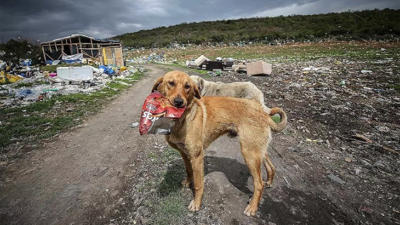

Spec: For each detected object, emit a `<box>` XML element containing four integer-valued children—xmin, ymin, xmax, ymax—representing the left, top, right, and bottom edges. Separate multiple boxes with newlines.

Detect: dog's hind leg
<box><xmin>263</xmin><ymin>152</ymin><xmax>275</xmax><ymax>188</ymax></box>
<box><xmin>240</xmin><ymin>144</ymin><xmax>264</xmax><ymax>216</ymax></box>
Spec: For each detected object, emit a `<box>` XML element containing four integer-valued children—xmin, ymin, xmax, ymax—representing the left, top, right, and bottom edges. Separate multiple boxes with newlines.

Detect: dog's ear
<box><xmin>197</xmin><ymin>78</ymin><xmax>204</xmax><ymax>92</ymax></box>
<box><xmin>151</xmin><ymin>77</ymin><xmax>163</xmax><ymax>92</ymax></box>
<box><xmin>193</xmin><ymin>83</ymin><xmax>201</xmax><ymax>99</ymax></box>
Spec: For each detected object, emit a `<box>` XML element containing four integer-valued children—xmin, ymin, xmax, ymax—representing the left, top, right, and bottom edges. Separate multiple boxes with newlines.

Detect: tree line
<box><xmin>114</xmin><ymin>8</ymin><xmax>400</xmax><ymax>48</ymax></box>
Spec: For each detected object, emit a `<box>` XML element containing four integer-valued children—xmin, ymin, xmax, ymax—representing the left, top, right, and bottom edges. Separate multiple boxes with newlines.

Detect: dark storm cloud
<box><xmin>0</xmin><ymin>0</ymin><xmax>399</xmax><ymax>42</ymax></box>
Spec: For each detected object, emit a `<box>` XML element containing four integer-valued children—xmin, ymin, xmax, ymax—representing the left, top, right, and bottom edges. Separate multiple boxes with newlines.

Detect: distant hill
<box><xmin>114</xmin><ymin>8</ymin><xmax>400</xmax><ymax>48</ymax></box>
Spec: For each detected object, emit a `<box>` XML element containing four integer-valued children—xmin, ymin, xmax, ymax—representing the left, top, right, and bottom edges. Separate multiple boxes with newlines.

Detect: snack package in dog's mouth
<box><xmin>139</xmin><ymin>91</ymin><xmax>186</xmax><ymax>135</ymax></box>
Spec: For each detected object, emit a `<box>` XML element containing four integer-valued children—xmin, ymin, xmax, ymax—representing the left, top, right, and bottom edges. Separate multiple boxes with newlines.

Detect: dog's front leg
<box><xmin>178</xmin><ymin>151</ymin><xmax>193</xmax><ymax>188</ymax></box>
<box><xmin>166</xmin><ymin>139</ymin><xmax>193</xmax><ymax>187</ymax></box>
<box><xmin>188</xmin><ymin>149</ymin><xmax>204</xmax><ymax>212</ymax></box>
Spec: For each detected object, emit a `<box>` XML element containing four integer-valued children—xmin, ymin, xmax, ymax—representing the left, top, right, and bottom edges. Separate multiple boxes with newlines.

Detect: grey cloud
<box><xmin>0</xmin><ymin>0</ymin><xmax>398</xmax><ymax>42</ymax></box>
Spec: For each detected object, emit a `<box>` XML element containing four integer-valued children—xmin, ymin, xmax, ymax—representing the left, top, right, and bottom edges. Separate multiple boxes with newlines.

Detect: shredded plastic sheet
<box><xmin>139</xmin><ymin>91</ymin><xmax>186</xmax><ymax>135</ymax></box>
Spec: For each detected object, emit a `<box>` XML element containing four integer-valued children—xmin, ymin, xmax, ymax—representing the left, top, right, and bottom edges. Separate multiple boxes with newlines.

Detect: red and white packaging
<box><xmin>139</xmin><ymin>91</ymin><xmax>186</xmax><ymax>135</ymax></box>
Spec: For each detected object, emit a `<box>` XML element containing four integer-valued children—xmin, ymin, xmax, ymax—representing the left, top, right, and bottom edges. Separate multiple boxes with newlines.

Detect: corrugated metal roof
<box><xmin>41</xmin><ymin>34</ymin><xmax>120</xmax><ymax>44</ymax></box>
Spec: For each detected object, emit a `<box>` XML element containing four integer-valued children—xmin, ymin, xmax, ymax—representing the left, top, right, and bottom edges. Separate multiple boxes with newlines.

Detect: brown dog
<box><xmin>152</xmin><ymin>71</ymin><xmax>287</xmax><ymax>216</ymax></box>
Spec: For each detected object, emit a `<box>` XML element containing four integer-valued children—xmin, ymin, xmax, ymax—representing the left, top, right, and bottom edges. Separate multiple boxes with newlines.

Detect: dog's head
<box><xmin>189</xmin><ymin>75</ymin><xmax>205</xmax><ymax>95</ymax></box>
<box><xmin>152</xmin><ymin>71</ymin><xmax>201</xmax><ymax>108</ymax></box>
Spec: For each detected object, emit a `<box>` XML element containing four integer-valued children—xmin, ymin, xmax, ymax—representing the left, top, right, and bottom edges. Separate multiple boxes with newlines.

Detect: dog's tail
<box><xmin>267</xmin><ymin>107</ymin><xmax>287</xmax><ymax>132</ymax></box>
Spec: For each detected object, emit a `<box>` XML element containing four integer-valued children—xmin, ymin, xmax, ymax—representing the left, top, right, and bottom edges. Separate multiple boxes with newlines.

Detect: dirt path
<box><xmin>0</xmin><ymin>65</ymin><xmax>167</xmax><ymax>224</ymax></box>
<box><xmin>1</xmin><ymin>64</ymin><xmax>395</xmax><ymax>225</ymax></box>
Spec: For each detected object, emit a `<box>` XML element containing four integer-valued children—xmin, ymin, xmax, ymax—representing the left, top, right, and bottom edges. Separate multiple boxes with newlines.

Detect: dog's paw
<box><xmin>188</xmin><ymin>200</ymin><xmax>201</xmax><ymax>212</ymax></box>
<box><xmin>263</xmin><ymin>180</ymin><xmax>272</xmax><ymax>188</ymax></box>
<box><xmin>181</xmin><ymin>178</ymin><xmax>192</xmax><ymax>188</ymax></box>
<box><xmin>243</xmin><ymin>204</ymin><xmax>258</xmax><ymax>216</ymax></box>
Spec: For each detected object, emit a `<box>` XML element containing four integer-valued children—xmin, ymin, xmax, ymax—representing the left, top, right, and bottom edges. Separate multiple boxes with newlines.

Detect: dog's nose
<box><xmin>174</xmin><ymin>98</ymin><xmax>184</xmax><ymax>107</ymax></box>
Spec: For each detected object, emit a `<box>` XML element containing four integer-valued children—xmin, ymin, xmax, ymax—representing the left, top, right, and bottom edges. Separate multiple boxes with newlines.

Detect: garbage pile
<box><xmin>0</xmin><ymin>64</ymin><xmax>145</xmax><ymax>108</ymax></box>
<box><xmin>126</xmin><ymin>52</ymin><xmax>167</xmax><ymax>64</ymax></box>
<box><xmin>0</xmin><ymin>59</ymin><xmax>37</xmax><ymax>84</ymax></box>
<box><xmin>186</xmin><ymin>55</ymin><xmax>272</xmax><ymax>76</ymax></box>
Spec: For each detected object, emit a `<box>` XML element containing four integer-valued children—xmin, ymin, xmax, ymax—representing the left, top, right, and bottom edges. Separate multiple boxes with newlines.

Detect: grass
<box><xmin>388</xmin><ymin>84</ymin><xmax>400</xmax><ymax>90</ymax></box>
<box><xmin>145</xmin><ymin>148</ymin><xmax>187</xmax><ymax>224</ymax></box>
<box><xmin>0</xmin><ymin>72</ymin><xmax>145</xmax><ymax>151</ymax></box>
<box><xmin>151</xmin><ymin>193</ymin><xmax>187</xmax><ymax>225</ymax></box>
<box><xmin>271</xmin><ymin>115</ymin><xmax>281</xmax><ymax>123</ymax></box>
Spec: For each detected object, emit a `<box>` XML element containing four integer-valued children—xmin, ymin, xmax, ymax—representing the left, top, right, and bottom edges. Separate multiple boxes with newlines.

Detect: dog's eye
<box><xmin>184</xmin><ymin>84</ymin><xmax>191</xmax><ymax>89</ymax></box>
<box><xmin>168</xmin><ymin>81</ymin><xmax>175</xmax><ymax>86</ymax></box>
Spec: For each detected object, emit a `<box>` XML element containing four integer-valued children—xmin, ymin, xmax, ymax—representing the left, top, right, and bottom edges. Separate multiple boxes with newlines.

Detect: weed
<box><xmin>151</xmin><ymin>149</ymin><xmax>187</xmax><ymax>225</ymax></box>
<box><xmin>271</xmin><ymin>115</ymin><xmax>281</xmax><ymax>123</ymax></box>
<box><xmin>388</xmin><ymin>84</ymin><xmax>400</xmax><ymax>90</ymax></box>
<box><xmin>150</xmin><ymin>193</ymin><xmax>186</xmax><ymax>225</ymax></box>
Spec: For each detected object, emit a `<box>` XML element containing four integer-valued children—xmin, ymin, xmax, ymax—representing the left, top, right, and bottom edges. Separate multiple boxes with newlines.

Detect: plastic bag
<box><xmin>139</xmin><ymin>91</ymin><xmax>186</xmax><ymax>135</ymax></box>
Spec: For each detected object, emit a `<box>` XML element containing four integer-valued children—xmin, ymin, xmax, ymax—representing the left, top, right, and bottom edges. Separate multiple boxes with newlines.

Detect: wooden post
<box><xmin>55</xmin><ymin>41</ymin><xmax>58</xmax><ymax>51</ymax></box>
<box><xmin>90</xmin><ymin>38</ymin><xmax>94</xmax><ymax>57</ymax></box>
<box><xmin>61</xmin><ymin>39</ymin><xmax>64</xmax><ymax>55</ymax></box>
<box><xmin>42</xmin><ymin>45</ymin><xmax>47</xmax><ymax>61</ymax></box>
<box><xmin>69</xmin><ymin>38</ymin><xmax>73</xmax><ymax>54</ymax></box>
<box><xmin>78</xmin><ymin>36</ymin><xmax>83</xmax><ymax>54</ymax></box>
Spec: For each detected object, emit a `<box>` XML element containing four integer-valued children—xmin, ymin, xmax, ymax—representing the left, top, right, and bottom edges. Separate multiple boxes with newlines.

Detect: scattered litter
<box><xmin>327</xmin><ymin>174</ymin><xmax>345</xmax><ymax>185</ymax></box>
<box><xmin>375</xmin><ymin>126</ymin><xmax>390</xmax><ymax>133</ymax></box>
<box><xmin>352</xmin><ymin>134</ymin><xmax>372</xmax><ymax>143</ymax></box>
<box><xmin>306</xmin><ymin>138</ymin><xmax>318</xmax><ymax>142</ymax></box>
<box><xmin>1</xmin><ymin>64</ymin><xmax>145</xmax><ymax>108</ymax></box>
<box><xmin>131</xmin><ymin>122</ymin><xmax>139</xmax><ymax>128</ymax></box>
<box><xmin>381</xmin><ymin>146</ymin><xmax>399</xmax><ymax>155</ymax></box>
<box><xmin>283</xmin><ymin>176</ymin><xmax>290</xmax><ymax>187</ymax></box>
<box><xmin>358</xmin><ymin>206</ymin><xmax>374</xmax><ymax>214</ymax></box>
<box><xmin>345</xmin><ymin>157</ymin><xmax>352</xmax><ymax>163</ymax></box>
<box><xmin>361</xmin><ymin>70</ymin><xmax>373</xmax><ymax>74</ymax></box>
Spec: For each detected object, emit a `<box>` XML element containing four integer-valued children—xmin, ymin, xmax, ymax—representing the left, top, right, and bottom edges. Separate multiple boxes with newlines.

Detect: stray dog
<box><xmin>152</xmin><ymin>71</ymin><xmax>287</xmax><ymax>216</ymax></box>
<box><xmin>190</xmin><ymin>75</ymin><xmax>271</xmax><ymax>113</ymax></box>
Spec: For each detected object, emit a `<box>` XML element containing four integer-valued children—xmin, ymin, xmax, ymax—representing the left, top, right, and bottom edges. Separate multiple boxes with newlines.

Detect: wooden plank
<box><xmin>90</xmin><ymin>38</ymin><xmax>94</xmax><ymax>57</ymax></box>
<box><xmin>79</xmin><ymin>48</ymin><xmax>102</xmax><ymax>50</ymax></box>
<box><xmin>114</xmin><ymin>47</ymin><xmax>124</xmax><ymax>66</ymax></box>
<box><xmin>69</xmin><ymin>38</ymin><xmax>72</xmax><ymax>54</ymax></box>
<box><xmin>78</xmin><ymin>36</ymin><xmax>83</xmax><ymax>54</ymax></box>
<box><xmin>45</xmin><ymin>52</ymin><xmax>54</xmax><ymax>60</ymax></box>
<box><xmin>42</xmin><ymin>45</ymin><xmax>47</xmax><ymax>61</ymax></box>
<box><xmin>61</xmin><ymin>39</ymin><xmax>64</xmax><ymax>55</ymax></box>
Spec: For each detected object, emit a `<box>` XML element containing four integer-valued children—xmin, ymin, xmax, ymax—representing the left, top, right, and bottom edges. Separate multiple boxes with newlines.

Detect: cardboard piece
<box><xmin>246</xmin><ymin>61</ymin><xmax>272</xmax><ymax>76</ymax></box>
<box><xmin>194</xmin><ymin>55</ymin><xmax>209</xmax><ymax>66</ymax></box>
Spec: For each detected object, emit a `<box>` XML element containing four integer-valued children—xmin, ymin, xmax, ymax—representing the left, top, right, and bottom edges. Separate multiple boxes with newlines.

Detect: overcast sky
<box><xmin>0</xmin><ymin>0</ymin><xmax>399</xmax><ymax>43</ymax></box>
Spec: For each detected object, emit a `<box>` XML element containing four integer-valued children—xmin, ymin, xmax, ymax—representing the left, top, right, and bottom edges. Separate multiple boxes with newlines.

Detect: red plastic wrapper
<box><xmin>139</xmin><ymin>91</ymin><xmax>186</xmax><ymax>135</ymax></box>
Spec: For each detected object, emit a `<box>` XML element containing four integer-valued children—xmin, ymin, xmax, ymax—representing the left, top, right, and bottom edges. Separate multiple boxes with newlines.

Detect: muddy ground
<box><xmin>0</xmin><ymin>61</ymin><xmax>399</xmax><ymax>225</ymax></box>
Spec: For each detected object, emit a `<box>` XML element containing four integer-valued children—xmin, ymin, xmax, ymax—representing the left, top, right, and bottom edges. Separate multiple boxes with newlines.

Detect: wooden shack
<box><xmin>40</xmin><ymin>34</ymin><xmax>124</xmax><ymax>66</ymax></box>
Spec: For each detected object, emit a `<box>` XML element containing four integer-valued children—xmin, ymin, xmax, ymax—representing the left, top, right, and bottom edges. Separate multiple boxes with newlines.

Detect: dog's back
<box><xmin>199</xmin><ymin>96</ymin><xmax>287</xmax><ymax>148</ymax></box>
<box><xmin>190</xmin><ymin>75</ymin><xmax>270</xmax><ymax>113</ymax></box>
